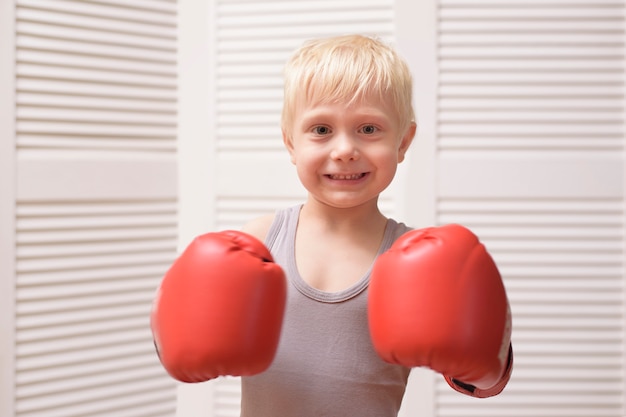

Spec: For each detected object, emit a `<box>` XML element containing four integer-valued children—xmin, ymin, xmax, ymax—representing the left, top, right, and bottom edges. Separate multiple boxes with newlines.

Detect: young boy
<box><xmin>239</xmin><ymin>34</ymin><xmax>417</xmax><ymax>416</ymax></box>
<box><xmin>152</xmin><ymin>34</ymin><xmax>512</xmax><ymax>417</ymax></box>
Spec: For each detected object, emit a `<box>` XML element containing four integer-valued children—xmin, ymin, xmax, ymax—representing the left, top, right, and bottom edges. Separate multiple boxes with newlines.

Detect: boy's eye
<box><xmin>313</xmin><ymin>126</ymin><xmax>331</xmax><ymax>135</ymax></box>
<box><xmin>360</xmin><ymin>125</ymin><xmax>378</xmax><ymax>134</ymax></box>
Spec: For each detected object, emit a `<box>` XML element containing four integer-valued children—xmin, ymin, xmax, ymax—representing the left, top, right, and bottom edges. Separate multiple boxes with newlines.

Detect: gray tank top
<box><xmin>240</xmin><ymin>205</ymin><xmax>412</xmax><ymax>417</ymax></box>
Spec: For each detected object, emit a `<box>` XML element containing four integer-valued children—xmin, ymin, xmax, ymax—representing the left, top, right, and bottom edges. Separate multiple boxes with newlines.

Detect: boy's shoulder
<box><xmin>241</xmin><ymin>212</ymin><xmax>276</xmax><ymax>243</ymax></box>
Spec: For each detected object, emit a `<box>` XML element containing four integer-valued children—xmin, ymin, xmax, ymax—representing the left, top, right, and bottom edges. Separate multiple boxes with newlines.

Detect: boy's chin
<box><xmin>306</xmin><ymin>195</ymin><xmax>382</xmax><ymax>211</ymax></box>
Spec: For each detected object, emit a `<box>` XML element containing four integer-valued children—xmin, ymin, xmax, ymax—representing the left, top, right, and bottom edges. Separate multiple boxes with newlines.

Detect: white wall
<box><xmin>0</xmin><ymin>1</ymin><xmax>17</xmax><ymax>416</ymax></box>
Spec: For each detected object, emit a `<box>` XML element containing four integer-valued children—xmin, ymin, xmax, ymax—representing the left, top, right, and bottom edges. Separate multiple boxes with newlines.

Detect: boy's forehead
<box><xmin>297</xmin><ymin>85</ymin><xmax>391</xmax><ymax>110</ymax></box>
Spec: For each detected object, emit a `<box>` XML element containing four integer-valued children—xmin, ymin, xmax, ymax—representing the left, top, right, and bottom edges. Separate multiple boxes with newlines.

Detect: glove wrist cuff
<box><xmin>444</xmin><ymin>343</ymin><xmax>514</xmax><ymax>398</ymax></box>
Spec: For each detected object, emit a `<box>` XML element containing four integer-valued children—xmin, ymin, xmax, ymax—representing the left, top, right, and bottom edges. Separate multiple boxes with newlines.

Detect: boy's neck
<box><xmin>300</xmin><ymin>197</ymin><xmax>387</xmax><ymax>231</ymax></box>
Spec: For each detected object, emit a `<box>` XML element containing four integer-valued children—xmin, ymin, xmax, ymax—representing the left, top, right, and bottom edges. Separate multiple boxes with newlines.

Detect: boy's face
<box><xmin>283</xmin><ymin>95</ymin><xmax>416</xmax><ymax>210</ymax></box>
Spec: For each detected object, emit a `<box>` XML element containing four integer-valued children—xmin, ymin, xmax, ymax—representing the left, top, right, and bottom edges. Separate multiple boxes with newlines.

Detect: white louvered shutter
<box><xmin>208</xmin><ymin>0</ymin><xmax>402</xmax><ymax>415</ymax></box>
<box><xmin>14</xmin><ymin>1</ymin><xmax>178</xmax><ymax>416</ymax></box>
<box><xmin>436</xmin><ymin>1</ymin><xmax>624</xmax><ymax>417</ymax></box>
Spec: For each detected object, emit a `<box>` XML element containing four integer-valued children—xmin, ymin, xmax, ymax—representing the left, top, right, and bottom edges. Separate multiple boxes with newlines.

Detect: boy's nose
<box><xmin>330</xmin><ymin>134</ymin><xmax>359</xmax><ymax>161</ymax></box>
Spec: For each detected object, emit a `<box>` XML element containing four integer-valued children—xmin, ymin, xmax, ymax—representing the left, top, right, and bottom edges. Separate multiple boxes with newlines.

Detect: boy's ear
<box><xmin>398</xmin><ymin>122</ymin><xmax>417</xmax><ymax>163</ymax></box>
<box><xmin>282</xmin><ymin>128</ymin><xmax>296</xmax><ymax>164</ymax></box>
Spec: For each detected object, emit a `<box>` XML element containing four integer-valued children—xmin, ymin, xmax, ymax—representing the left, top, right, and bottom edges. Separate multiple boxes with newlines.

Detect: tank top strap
<box><xmin>265</xmin><ymin>204</ymin><xmax>300</xmax><ymax>254</ymax></box>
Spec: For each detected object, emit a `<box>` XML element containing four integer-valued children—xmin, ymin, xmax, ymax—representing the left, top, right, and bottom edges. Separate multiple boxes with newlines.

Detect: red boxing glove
<box><xmin>151</xmin><ymin>231</ymin><xmax>286</xmax><ymax>383</ymax></box>
<box><xmin>368</xmin><ymin>224</ymin><xmax>513</xmax><ymax>397</ymax></box>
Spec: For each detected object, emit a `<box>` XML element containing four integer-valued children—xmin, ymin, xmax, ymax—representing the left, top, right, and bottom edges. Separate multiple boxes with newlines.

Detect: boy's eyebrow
<box><xmin>300</xmin><ymin>113</ymin><xmax>390</xmax><ymax>130</ymax></box>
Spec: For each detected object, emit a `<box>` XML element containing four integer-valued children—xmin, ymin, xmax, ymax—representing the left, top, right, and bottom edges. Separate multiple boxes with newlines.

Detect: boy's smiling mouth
<box><xmin>326</xmin><ymin>173</ymin><xmax>367</xmax><ymax>180</ymax></box>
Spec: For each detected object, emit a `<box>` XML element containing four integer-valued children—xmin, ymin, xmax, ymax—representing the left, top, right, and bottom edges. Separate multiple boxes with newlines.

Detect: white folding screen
<box><xmin>6</xmin><ymin>0</ymin><xmax>616</xmax><ymax>416</ymax></box>
<box><xmin>435</xmin><ymin>1</ymin><xmax>625</xmax><ymax>416</ymax></box>
<box><xmin>10</xmin><ymin>0</ymin><xmax>179</xmax><ymax>416</ymax></box>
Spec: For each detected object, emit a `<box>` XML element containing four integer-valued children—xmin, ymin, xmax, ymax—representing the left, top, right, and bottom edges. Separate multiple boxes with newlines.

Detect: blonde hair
<box><xmin>281</xmin><ymin>34</ymin><xmax>415</xmax><ymax>136</ymax></box>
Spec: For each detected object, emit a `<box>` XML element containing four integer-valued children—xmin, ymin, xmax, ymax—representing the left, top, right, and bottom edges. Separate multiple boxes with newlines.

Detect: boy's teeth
<box><xmin>330</xmin><ymin>173</ymin><xmax>364</xmax><ymax>180</ymax></box>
